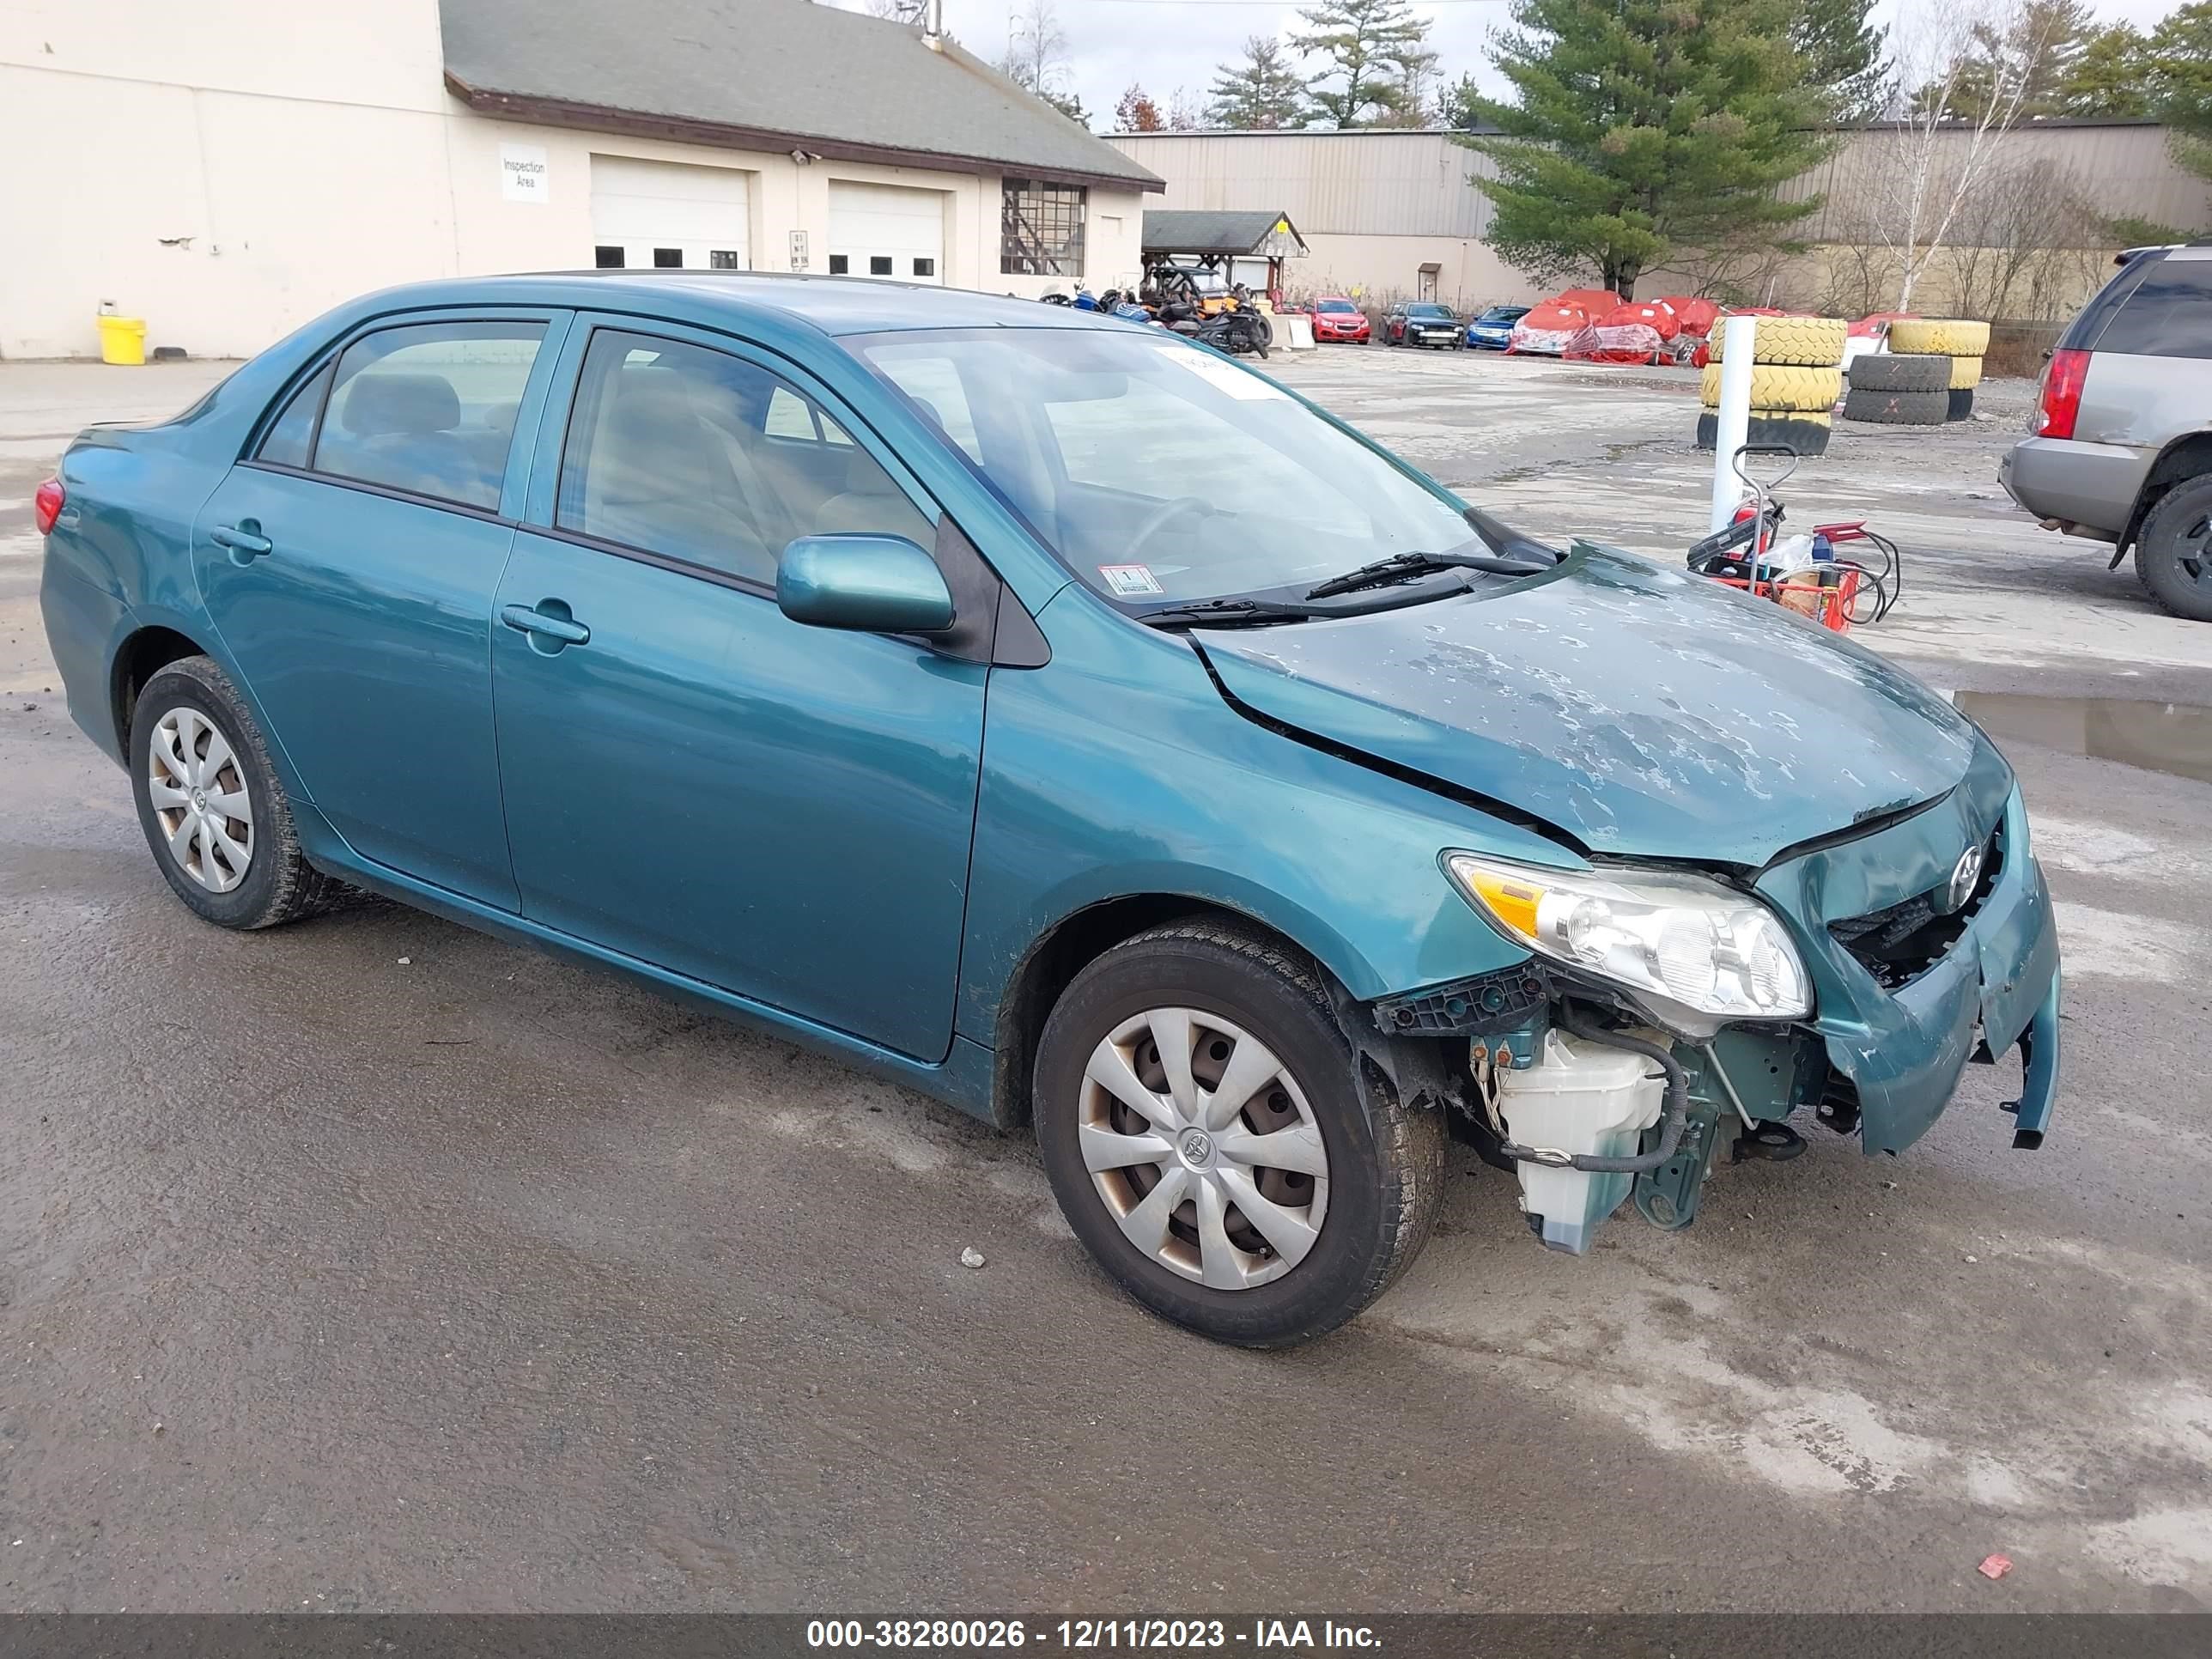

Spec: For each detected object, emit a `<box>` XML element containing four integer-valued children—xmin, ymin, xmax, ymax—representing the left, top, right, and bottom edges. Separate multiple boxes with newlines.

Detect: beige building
<box><xmin>0</xmin><ymin>0</ymin><xmax>1158</xmax><ymax>361</ymax></box>
<box><xmin>1111</xmin><ymin>121</ymin><xmax>2212</xmax><ymax>320</ymax></box>
<box><xmin>1110</xmin><ymin>130</ymin><xmax>1537</xmax><ymax>313</ymax></box>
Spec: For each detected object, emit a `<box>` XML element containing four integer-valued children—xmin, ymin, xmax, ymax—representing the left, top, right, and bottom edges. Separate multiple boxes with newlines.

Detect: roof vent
<box><xmin>924</xmin><ymin>0</ymin><xmax>945</xmax><ymax>48</ymax></box>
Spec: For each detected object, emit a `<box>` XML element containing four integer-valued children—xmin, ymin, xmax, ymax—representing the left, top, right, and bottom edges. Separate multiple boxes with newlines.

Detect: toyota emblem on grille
<box><xmin>1942</xmin><ymin>842</ymin><xmax>1985</xmax><ymax>914</ymax></box>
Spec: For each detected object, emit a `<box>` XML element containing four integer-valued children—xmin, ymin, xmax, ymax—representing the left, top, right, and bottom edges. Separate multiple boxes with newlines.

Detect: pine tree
<box><xmin>1291</xmin><ymin>0</ymin><xmax>1437</xmax><ymax>128</ymax></box>
<box><xmin>1463</xmin><ymin>0</ymin><xmax>1834</xmax><ymax>298</ymax></box>
<box><xmin>1207</xmin><ymin>36</ymin><xmax>1313</xmax><ymax>129</ymax></box>
<box><xmin>1933</xmin><ymin>0</ymin><xmax>2100</xmax><ymax>120</ymax></box>
<box><xmin>1790</xmin><ymin>0</ymin><xmax>1887</xmax><ymax>120</ymax></box>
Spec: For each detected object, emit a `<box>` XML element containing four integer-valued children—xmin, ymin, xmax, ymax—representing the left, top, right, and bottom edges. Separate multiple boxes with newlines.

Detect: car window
<box><xmin>860</xmin><ymin>328</ymin><xmax>1471</xmax><ymax>605</ymax></box>
<box><xmin>2090</xmin><ymin>255</ymin><xmax>2212</xmax><ymax>361</ymax></box>
<box><xmin>865</xmin><ymin>352</ymin><xmax>984</xmax><ymax>464</ymax></box>
<box><xmin>255</xmin><ymin>362</ymin><xmax>334</xmax><ymax>468</ymax></box>
<box><xmin>311</xmin><ymin>322</ymin><xmax>544</xmax><ymax>511</ymax></box>
<box><xmin>2060</xmin><ymin>252</ymin><xmax>2161</xmax><ymax>352</ymax></box>
<box><xmin>556</xmin><ymin>329</ymin><xmax>934</xmax><ymax>586</ymax></box>
<box><xmin>1316</xmin><ymin>300</ymin><xmax>1355</xmax><ymax>314</ymax></box>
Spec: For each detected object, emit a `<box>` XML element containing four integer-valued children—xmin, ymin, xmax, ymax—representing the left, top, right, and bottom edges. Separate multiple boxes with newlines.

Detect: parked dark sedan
<box><xmin>1385</xmin><ymin>301</ymin><xmax>1462</xmax><ymax>348</ymax></box>
<box><xmin>35</xmin><ymin>273</ymin><xmax>2061</xmax><ymax>1346</ymax></box>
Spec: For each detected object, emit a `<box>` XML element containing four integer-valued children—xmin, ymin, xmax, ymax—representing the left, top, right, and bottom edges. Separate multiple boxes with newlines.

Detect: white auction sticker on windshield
<box><xmin>1099</xmin><ymin>563</ymin><xmax>1164</xmax><ymax>597</ymax></box>
<box><xmin>1156</xmin><ymin>343</ymin><xmax>1286</xmax><ymax>400</ymax></box>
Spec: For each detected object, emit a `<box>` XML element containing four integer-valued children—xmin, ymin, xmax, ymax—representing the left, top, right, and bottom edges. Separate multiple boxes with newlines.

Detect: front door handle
<box><xmin>500</xmin><ymin>600</ymin><xmax>591</xmax><ymax>649</ymax></box>
<box><xmin>211</xmin><ymin>523</ymin><xmax>273</xmax><ymax>562</ymax></box>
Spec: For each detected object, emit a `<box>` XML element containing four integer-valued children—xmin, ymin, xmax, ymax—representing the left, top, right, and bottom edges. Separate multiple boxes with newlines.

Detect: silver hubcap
<box><xmin>148</xmin><ymin>707</ymin><xmax>253</xmax><ymax>894</ymax></box>
<box><xmin>1080</xmin><ymin>1008</ymin><xmax>1330</xmax><ymax>1290</ymax></box>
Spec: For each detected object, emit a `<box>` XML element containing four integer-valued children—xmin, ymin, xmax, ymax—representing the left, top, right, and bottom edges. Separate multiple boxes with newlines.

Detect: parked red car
<box><xmin>1308</xmin><ymin>296</ymin><xmax>1370</xmax><ymax>343</ymax></box>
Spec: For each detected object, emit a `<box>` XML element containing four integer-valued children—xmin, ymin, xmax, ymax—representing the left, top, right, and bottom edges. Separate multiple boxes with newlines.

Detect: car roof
<box><xmin>332</xmin><ymin>270</ymin><xmax>1106</xmax><ymax>339</ymax></box>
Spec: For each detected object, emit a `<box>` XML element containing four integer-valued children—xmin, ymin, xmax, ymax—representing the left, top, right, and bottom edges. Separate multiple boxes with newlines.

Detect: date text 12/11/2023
<box><xmin>805</xmin><ymin>1618</ymin><xmax>1384</xmax><ymax>1649</ymax></box>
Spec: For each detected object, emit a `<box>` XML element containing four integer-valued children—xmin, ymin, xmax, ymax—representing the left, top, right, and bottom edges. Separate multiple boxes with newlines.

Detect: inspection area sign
<box><xmin>500</xmin><ymin>143</ymin><xmax>550</xmax><ymax>204</ymax></box>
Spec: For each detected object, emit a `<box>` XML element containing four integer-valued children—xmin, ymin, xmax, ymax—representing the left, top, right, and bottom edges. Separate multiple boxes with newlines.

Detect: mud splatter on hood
<box><xmin>1195</xmin><ymin>544</ymin><xmax>1978</xmax><ymax>866</ymax></box>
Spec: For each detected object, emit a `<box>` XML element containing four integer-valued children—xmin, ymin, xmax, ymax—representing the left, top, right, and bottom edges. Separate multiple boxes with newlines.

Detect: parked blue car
<box><xmin>36</xmin><ymin>275</ymin><xmax>2060</xmax><ymax>1346</ymax></box>
<box><xmin>1467</xmin><ymin>304</ymin><xmax>1531</xmax><ymax>349</ymax></box>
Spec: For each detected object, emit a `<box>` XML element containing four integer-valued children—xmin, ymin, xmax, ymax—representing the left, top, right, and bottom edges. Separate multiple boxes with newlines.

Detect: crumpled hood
<box><xmin>1195</xmin><ymin>544</ymin><xmax>1979</xmax><ymax>866</ymax></box>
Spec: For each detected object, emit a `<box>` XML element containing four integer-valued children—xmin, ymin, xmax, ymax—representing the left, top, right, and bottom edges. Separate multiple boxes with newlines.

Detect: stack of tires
<box><xmin>1694</xmin><ymin>317</ymin><xmax>1847</xmax><ymax>457</ymax></box>
<box><xmin>1845</xmin><ymin>319</ymin><xmax>1990</xmax><ymax>424</ymax></box>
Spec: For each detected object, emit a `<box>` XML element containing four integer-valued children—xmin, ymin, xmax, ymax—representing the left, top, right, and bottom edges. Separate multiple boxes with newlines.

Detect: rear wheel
<box><xmin>129</xmin><ymin>655</ymin><xmax>335</xmax><ymax>929</ymax></box>
<box><xmin>2135</xmin><ymin>476</ymin><xmax>2212</xmax><ymax>623</ymax></box>
<box><xmin>1034</xmin><ymin>921</ymin><xmax>1444</xmax><ymax>1347</ymax></box>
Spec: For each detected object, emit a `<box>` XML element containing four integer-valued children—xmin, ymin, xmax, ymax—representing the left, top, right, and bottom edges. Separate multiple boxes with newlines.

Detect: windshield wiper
<box><xmin>1304</xmin><ymin>508</ymin><xmax>1565</xmax><ymax>600</ymax></box>
<box><xmin>1304</xmin><ymin>550</ymin><xmax>1548</xmax><ymax>600</ymax></box>
<box><xmin>1134</xmin><ymin>598</ymin><xmax>1322</xmax><ymax>628</ymax></box>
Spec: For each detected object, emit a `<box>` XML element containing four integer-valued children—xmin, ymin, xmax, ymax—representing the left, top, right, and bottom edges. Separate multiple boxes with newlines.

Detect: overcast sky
<box><xmin>824</xmin><ymin>0</ymin><xmax>2191</xmax><ymax>131</ymax></box>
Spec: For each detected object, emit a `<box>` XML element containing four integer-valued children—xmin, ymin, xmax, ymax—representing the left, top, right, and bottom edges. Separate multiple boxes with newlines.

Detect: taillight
<box><xmin>33</xmin><ymin>477</ymin><xmax>65</xmax><ymax>537</ymax></box>
<box><xmin>2036</xmin><ymin>348</ymin><xmax>2089</xmax><ymax>441</ymax></box>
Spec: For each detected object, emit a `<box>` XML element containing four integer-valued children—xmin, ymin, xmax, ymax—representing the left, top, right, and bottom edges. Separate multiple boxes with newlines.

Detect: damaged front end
<box><xmin>1352</xmin><ymin>738</ymin><xmax>2062</xmax><ymax>1255</ymax></box>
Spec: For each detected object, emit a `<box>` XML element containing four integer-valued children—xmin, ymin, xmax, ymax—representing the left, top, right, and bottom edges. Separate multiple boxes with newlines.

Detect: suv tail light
<box><xmin>33</xmin><ymin>477</ymin><xmax>66</xmax><ymax>536</ymax></box>
<box><xmin>2036</xmin><ymin>348</ymin><xmax>2089</xmax><ymax>441</ymax></box>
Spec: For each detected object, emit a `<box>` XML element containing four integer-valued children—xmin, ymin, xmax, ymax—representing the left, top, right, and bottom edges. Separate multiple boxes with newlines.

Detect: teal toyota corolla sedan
<box><xmin>37</xmin><ymin>275</ymin><xmax>2060</xmax><ymax>1346</ymax></box>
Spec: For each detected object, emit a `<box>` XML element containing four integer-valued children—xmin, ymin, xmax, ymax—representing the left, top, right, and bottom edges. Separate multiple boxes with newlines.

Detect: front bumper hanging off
<box><xmin>1759</xmin><ymin>765</ymin><xmax>2061</xmax><ymax>1158</ymax></box>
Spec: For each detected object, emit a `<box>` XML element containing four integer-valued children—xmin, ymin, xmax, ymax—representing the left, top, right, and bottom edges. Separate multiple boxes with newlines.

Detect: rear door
<box><xmin>193</xmin><ymin>310</ymin><xmax>568</xmax><ymax>907</ymax></box>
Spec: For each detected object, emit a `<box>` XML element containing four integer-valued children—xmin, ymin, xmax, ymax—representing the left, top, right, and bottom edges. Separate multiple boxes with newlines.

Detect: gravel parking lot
<box><xmin>3</xmin><ymin>345</ymin><xmax>2208</xmax><ymax>1613</ymax></box>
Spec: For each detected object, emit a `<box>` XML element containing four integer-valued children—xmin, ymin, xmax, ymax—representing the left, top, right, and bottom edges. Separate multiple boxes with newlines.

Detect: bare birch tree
<box><xmin>1873</xmin><ymin>0</ymin><xmax>2065</xmax><ymax>310</ymax></box>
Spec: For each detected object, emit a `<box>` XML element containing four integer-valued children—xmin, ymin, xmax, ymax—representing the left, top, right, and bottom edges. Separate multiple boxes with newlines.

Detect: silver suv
<box><xmin>2001</xmin><ymin>240</ymin><xmax>2212</xmax><ymax>620</ymax></box>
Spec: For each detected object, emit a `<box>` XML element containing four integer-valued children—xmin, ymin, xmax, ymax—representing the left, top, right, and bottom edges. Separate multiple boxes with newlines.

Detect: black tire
<box><xmin>2133</xmin><ymin>475</ymin><xmax>2212</xmax><ymax>623</ymax></box>
<box><xmin>1947</xmin><ymin>386</ymin><xmax>1975</xmax><ymax>422</ymax></box>
<box><xmin>130</xmin><ymin>654</ymin><xmax>336</xmax><ymax>930</ymax></box>
<box><xmin>1033</xmin><ymin>920</ymin><xmax>1445</xmax><ymax>1347</ymax></box>
<box><xmin>1693</xmin><ymin>409</ymin><xmax>1832</xmax><ymax>457</ymax></box>
<box><xmin>1840</xmin><ymin>386</ymin><xmax>1948</xmax><ymax>425</ymax></box>
<box><xmin>1847</xmin><ymin>352</ymin><xmax>1949</xmax><ymax>393</ymax></box>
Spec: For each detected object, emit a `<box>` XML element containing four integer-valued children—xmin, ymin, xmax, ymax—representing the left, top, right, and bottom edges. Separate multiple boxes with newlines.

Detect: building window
<box><xmin>594</xmin><ymin>246</ymin><xmax>625</xmax><ymax>269</ymax></box>
<box><xmin>709</xmin><ymin>249</ymin><xmax>743</xmax><ymax>269</ymax></box>
<box><xmin>653</xmin><ymin>248</ymin><xmax>683</xmax><ymax>268</ymax></box>
<box><xmin>830</xmin><ymin>254</ymin><xmax>849</xmax><ymax>275</ymax></box>
<box><xmin>913</xmin><ymin>258</ymin><xmax>934</xmax><ymax>277</ymax></box>
<box><xmin>1001</xmin><ymin>179</ymin><xmax>1085</xmax><ymax>276</ymax></box>
<box><xmin>870</xmin><ymin>255</ymin><xmax>893</xmax><ymax>276</ymax></box>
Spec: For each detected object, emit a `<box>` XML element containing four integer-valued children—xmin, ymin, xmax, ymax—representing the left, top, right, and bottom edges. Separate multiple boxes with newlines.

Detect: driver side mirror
<box><xmin>776</xmin><ymin>534</ymin><xmax>956</xmax><ymax>635</ymax></box>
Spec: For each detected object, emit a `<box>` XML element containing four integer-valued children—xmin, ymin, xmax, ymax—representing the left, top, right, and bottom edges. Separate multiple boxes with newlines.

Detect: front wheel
<box><xmin>2135</xmin><ymin>476</ymin><xmax>2212</xmax><ymax>622</ymax></box>
<box><xmin>1034</xmin><ymin>921</ymin><xmax>1444</xmax><ymax>1346</ymax></box>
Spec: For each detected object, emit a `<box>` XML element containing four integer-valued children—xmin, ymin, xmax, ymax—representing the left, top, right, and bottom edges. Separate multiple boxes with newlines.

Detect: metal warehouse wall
<box><xmin>1784</xmin><ymin>119</ymin><xmax>2212</xmax><ymax>241</ymax></box>
<box><xmin>1111</xmin><ymin>121</ymin><xmax>2209</xmax><ymax>248</ymax></box>
<box><xmin>1109</xmin><ymin>131</ymin><xmax>1498</xmax><ymax>238</ymax></box>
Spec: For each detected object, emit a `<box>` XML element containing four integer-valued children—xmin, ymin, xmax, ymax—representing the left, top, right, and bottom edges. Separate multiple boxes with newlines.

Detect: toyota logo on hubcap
<box><xmin>1178</xmin><ymin>1128</ymin><xmax>1213</xmax><ymax>1166</ymax></box>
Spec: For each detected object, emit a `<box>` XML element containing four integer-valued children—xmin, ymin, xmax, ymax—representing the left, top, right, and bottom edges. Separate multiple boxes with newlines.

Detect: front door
<box><xmin>489</xmin><ymin>321</ymin><xmax>986</xmax><ymax>1060</ymax></box>
<box><xmin>193</xmin><ymin>313</ymin><xmax>564</xmax><ymax>908</ymax></box>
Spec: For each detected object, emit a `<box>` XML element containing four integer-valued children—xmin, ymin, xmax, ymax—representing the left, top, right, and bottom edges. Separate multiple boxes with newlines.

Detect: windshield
<box><xmin>1316</xmin><ymin>299</ymin><xmax>1357</xmax><ymax>313</ymax></box>
<box><xmin>1480</xmin><ymin>307</ymin><xmax>1528</xmax><ymax>323</ymax></box>
<box><xmin>855</xmin><ymin>325</ymin><xmax>1482</xmax><ymax>606</ymax></box>
<box><xmin>1407</xmin><ymin>305</ymin><xmax>1451</xmax><ymax>319</ymax></box>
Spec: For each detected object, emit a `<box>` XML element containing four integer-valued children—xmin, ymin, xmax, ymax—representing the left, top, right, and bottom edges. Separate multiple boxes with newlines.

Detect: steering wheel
<box><xmin>1124</xmin><ymin>495</ymin><xmax>1213</xmax><ymax>562</ymax></box>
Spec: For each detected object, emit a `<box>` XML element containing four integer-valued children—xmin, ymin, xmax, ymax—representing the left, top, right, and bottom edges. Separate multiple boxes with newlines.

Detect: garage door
<box><xmin>590</xmin><ymin>156</ymin><xmax>750</xmax><ymax>272</ymax></box>
<box><xmin>828</xmin><ymin>181</ymin><xmax>945</xmax><ymax>284</ymax></box>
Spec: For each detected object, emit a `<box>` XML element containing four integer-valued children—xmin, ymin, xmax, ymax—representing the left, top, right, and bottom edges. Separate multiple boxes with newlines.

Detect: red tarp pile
<box><xmin>1563</xmin><ymin>301</ymin><xmax>1681</xmax><ymax>364</ymax></box>
<box><xmin>1657</xmin><ymin>295</ymin><xmax>1719</xmax><ymax>337</ymax></box>
<box><xmin>1506</xmin><ymin>302</ymin><xmax>1590</xmax><ymax>356</ymax></box>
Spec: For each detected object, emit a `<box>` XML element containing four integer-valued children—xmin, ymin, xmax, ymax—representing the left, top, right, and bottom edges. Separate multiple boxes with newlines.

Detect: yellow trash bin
<box><xmin>97</xmin><ymin>314</ymin><xmax>148</xmax><ymax>366</ymax></box>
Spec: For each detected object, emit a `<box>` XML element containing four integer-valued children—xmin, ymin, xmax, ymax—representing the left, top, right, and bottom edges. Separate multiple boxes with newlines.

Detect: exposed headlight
<box><xmin>1444</xmin><ymin>853</ymin><xmax>1812</xmax><ymax>1019</ymax></box>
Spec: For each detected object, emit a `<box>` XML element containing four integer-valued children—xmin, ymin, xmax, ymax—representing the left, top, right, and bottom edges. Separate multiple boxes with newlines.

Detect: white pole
<box><xmin>1709</xmin><ymin>315</ymin><xmax>1758</xmax><ymax>532</ymax></box>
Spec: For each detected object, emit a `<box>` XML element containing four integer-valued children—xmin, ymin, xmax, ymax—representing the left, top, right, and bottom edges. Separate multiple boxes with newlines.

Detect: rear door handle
<box><xmin>500</xmin><ymin>601</ymin><xmax>591</xmax><ymax>647</ymax></box>
<box><xmin>210</xmin><ymin>524</ymin><xmax>273</xmax><ymax>560</ymax></box>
